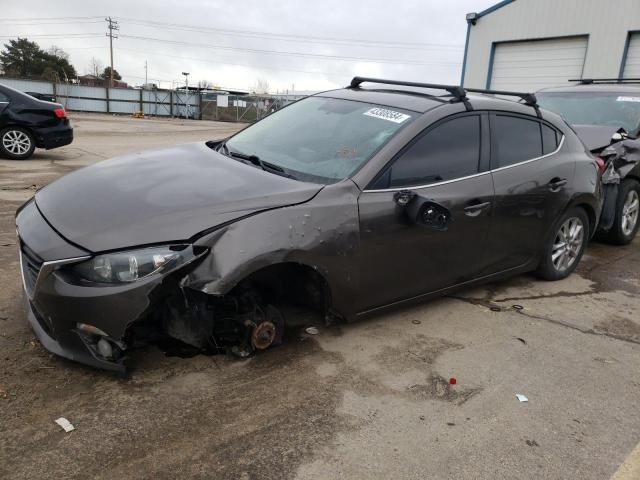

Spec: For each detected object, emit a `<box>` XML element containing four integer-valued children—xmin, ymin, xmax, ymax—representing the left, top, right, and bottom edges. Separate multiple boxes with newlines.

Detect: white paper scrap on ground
<box><xmin>55</xmin><ymin>417</ymin><xmax>75</xmax><ymax>432</ymax></box>
<box><xmin>516</xmin><ymin>394</ymin><xmax>529</xmax><ymax>403</ymax></box>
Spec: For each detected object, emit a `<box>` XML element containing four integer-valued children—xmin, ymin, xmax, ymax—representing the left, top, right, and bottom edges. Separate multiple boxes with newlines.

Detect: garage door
<box><xmin>622</xmin><ymin>32</ymin><xmax>640</xmax><ymax>78</ymax></box>
<box><xmin>489</xmin><ymin>36</ymin><xmax>588</xmax><ymax>91</ymax></box>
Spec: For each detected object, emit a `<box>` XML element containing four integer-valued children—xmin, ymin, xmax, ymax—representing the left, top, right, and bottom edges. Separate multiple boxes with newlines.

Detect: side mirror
<box><xmin>394</xmin><ymin>190</ymin><xmax>452</xmax><ymax>231</ymax></box>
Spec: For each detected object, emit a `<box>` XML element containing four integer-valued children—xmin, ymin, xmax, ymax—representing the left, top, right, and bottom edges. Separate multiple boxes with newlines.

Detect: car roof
<box><xmin>316</xmin><ymin>86</ymin><xmax>546</xmax><ymax>118</ymax></box>
<box><xmin>538</xmin><ymin>83</ymin><xmax>640</xmax><ymax>94</ymax></box>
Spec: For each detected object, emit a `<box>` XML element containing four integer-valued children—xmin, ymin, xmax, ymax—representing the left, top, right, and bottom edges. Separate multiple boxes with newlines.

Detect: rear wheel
<box><xmin>605</xmin><ymin>179</ymin><xmax>640</xmax><ymax>245</ymax></box>
<box><xmin>0</xmin><ymin>127</ymin><xmax>35</xmax><ymax>160</ymax></box>
<box><xmin>536</xmin><ymin>207</ymin><xmax>589</xmax><ymax>281</ymax></box>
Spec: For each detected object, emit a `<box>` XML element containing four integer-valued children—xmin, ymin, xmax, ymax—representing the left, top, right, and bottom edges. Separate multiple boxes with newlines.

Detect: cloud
<box><xmin>0</xmin><ymin>0</ymin><xmax>493</xmax><ymax>91</ymax></box>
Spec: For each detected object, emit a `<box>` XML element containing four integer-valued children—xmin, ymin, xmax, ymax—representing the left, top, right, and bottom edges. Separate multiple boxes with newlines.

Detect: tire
<box><xmin>605</xmin><ymin>179</ymin><xmax>640</xmax><ymax>245</ymax></box>
<box><xmin>0</xmin><ymin>127</ymin><xmax>36</xmax><ymax>160</ymax></box>
<box><xmin>535</xmin><ymin>207</ymin><xmax>589</xmax><ymax>281</ymax></box>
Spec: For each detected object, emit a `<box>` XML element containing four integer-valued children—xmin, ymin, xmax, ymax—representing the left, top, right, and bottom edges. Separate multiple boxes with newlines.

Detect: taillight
<box><xmin>595</xmin><ymin>157</ymin><xmax>606</xmax><ymax>174</ymax></box>
<box><xmin>53</xmin><ymin>108</ymin><xmax>66</xmax><ymax>119</ymax></box>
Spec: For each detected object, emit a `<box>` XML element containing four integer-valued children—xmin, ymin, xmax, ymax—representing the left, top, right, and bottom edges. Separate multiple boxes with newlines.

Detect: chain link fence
<box><xmin>200</xmin><ymin>93</ymin><xmax>296</xmax><ymax>123</ymax></box>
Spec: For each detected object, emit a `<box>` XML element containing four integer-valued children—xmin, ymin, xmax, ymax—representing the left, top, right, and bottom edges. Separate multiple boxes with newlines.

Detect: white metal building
<box><xmin>461</xmin><ymin>0</ymin><xmax>640</xmax><ymax>91</ymax></box>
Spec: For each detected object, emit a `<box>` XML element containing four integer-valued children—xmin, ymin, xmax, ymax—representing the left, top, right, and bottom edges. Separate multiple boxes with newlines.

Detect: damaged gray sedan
<box><xmin>16</xmin><ymin>77</ymin><xmax>601</xmax><ymax>372</ymax></box>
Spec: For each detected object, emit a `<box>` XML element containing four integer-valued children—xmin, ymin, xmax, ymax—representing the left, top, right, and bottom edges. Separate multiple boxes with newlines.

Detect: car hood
<box><xmin>572</xmin><ymin>124</ymin><xmax>627</xmax><ymax>152</ymax></box>
<box><xmin>35</xmin><ymin>142</ymin><xmax>323</xmax><ymax>252</ymax></box>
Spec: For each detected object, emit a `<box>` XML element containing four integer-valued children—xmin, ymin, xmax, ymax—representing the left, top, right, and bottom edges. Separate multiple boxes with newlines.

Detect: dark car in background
<box><xmin>538</xmin><ymin>79</ymin><xmax>640</xmax><ymax>244</ymax></box>
<box><xmin>26</xmin><ymin>91</ymin><xmax>57</xmax><ymax>103</ymax></box>
<box><xmin>16</xmin><ymin>77</ymin><xmax>601</xmax><ymax>372</ymax></box>
<box><xmin>0</xmin><ymin>83</ymin><xmax>73</xmax><ymax>160</ymax></box>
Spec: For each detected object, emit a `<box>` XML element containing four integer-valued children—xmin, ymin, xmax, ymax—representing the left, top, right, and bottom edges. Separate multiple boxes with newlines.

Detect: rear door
<box><xmin>0</xmin><ymin>91</ymin><xmax>9</xmax><ymax>115</ymax></box>
<box><xmin>484</xmin><ymin>113</ymin><xmax>573</xmax><ymax>273</ymax></box>
<box><xmin>357</xmin><ymin>112</ymin><xmax>495</xmax><ymax>311</ymax></box>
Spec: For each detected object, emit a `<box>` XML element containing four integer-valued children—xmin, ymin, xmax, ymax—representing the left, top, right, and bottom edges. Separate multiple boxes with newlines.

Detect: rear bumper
<box><xmin>33</xmin><ymin>125</ymin><xmax>73</xmax><ymax>150</ymax></box>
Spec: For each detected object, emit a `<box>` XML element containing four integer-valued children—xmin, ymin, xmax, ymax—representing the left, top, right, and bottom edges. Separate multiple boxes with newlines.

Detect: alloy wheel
<box><xmin>551</xmin><ymin>216</ymin><xmax>584</xmax><ymax>272</ymax></box>
<box><xmin>621</xmin><ymin>189</ymin><xmax>639</xmax><ymax>237</ymax></box>
<box><xmin>2</xmin><ymin>130</ymin><xmax>32</xmax><ymax>156</ymax></box>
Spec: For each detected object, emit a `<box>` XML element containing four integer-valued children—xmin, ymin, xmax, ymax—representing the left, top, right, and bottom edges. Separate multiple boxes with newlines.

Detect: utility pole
<box><xmin>105</xmin><ymin>17</ymin><xmax>119</xmax><ymax>88</ymax></box>
<box><xmin>182</xmin><ymin>72</ymin><xmax>190</xmax><ymax>118</ymax></box>
<box><xmin>144</xmin><ymin>60</ymin><xmax>148</xmax><ymax>86</ymax></box>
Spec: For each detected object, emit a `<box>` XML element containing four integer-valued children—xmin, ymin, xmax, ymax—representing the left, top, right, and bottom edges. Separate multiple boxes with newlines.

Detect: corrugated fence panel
<box><xmin>65</xmin><ymin>97</ymin><xmax>108</xmax><ymax>113</ymax></box>
<box><xmin>62</xmin><ymin>85</ymin><xmax>106</xmax><ymax>99</ymax></box>
<box><xmin>1</xmin><ymin>78</ymin><xmax>199</xmax><ymax>118</ymax></box>
<box><xmin>108</xmin><ymin>88</ymin><xmax>139</xmax><ymax>101</ymax></box>
<box><xmin>1</xmin><ymin>78</ymin><xmax>54</xmax><ymax>94</ymax></box>
<box><xmin>109</xmin><ymin>101</ymin><xmax>138</xmax><ymax>114</ymax></box>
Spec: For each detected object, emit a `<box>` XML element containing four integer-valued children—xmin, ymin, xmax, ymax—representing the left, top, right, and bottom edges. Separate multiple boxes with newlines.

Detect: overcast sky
<box><xmin>1</xmin><ymin>0</ymin><xmax>495</xmax><ymax>92</ymax></box>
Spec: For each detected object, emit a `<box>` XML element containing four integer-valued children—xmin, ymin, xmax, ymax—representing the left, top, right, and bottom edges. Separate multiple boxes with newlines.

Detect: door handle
<box><xmin>548</xmin><ymin>177</ymin><xmax>568</xmax><ymax>191</ymax></box>
<box><xmin>464</xmin><ymin>201</ymin><xmax>491</xmax><ymax>217</ymax></box>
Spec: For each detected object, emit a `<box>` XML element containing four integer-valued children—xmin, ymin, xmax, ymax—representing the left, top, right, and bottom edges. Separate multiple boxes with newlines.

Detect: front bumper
<box><xmin>16</xmin><ymin>200</ymin><xmax>160</xmax><ymax>372</ymax></box>
<box><xmin>23</xmin><ymin>293</ymin><xmax>126</xmax><ymax>373</ymax></box>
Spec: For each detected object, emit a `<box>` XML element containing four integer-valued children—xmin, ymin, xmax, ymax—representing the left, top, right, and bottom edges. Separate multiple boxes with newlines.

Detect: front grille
<box><xmin>20</xmin><ymin>242</ymin><xmax>43</xmax><ymax>298</ymax></box>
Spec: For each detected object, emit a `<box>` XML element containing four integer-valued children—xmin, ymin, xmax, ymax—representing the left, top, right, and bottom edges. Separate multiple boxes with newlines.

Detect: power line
<box><xmin>117</xmin><ymin>17</ymin><xmax>463</xmax><ymax>51</ymax></box>
<box><xmin>115</xmin><ymin>47</ymin><xmax>458</xmax><ymax>81</ymax></box>
<box><xmin>0</xmin><ymin>16</ymin><xmax>104</xmax><ymax>22</ymax></box>
<box><xmin>0</xmin><ymin>34</ymin><xmax>103</xmax><ymax>39</ymax></box>
<box><xmin>117</xmin><ymin>34</ymin><xmax>460</xmax><ymax>66</ymax></box>
<box><xmin>0</xmin><ymin>20</ymin><xmax>104</xmax><ymax>26</ymax></box>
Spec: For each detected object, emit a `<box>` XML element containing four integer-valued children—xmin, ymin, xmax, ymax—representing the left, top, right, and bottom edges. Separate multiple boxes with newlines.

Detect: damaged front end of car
<box><xmin>16</xmin><ymin>195</ymin><xmax>343</xmax><ymax>374</ymax></box>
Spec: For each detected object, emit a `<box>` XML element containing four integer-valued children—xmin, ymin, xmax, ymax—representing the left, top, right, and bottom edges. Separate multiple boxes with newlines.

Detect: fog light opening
<box><xmin>76</xmin><ymin>322</ymin><xmax>109</xmax><ymax>336</ymax></box>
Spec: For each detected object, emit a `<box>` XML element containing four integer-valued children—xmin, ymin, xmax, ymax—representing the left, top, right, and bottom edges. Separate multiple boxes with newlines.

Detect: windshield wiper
<box><xmin>226</xmin><ymin>148</ymin><xmax>296</xmax><ymax>179</ymax></box>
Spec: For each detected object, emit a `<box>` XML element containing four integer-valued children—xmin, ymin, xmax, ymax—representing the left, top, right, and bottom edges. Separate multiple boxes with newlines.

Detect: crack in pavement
<box><xmin>449</xmin><ymin>295</ymin><xmax>640</xmax><ymax>346</ymax></box>
<box><xmin>493</xmin><ymin>290</ymin><xmax>595</xmax><ymax>303</ymax></box>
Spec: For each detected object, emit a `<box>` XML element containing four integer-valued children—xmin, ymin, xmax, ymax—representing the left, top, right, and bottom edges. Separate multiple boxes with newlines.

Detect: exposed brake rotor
<box><xmin>251</xmin><ymin>320</ymin><xmax>277</xmax><ymax>350</ymax></box>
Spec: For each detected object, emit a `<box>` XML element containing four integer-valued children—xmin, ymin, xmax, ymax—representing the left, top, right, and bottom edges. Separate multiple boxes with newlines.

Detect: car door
<box><xmin>0</xmin><ymin>91</ymin><xmax>9</xmax><ymax>116</ymax></box>
<box><xmin>483</xmin><ymin>113</ymin><xmax>573</xmax><ymax>273</ymax></box>
<box><xmin>356</xmin><ymin>112</ymin><xmax>495</xmax><ymax>311</ymax></box>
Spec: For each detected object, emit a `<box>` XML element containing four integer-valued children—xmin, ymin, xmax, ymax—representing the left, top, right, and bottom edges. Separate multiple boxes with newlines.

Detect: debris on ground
<box><xmin>515</xmin><ymin>337</ymin><xmax>527</xmax><ymax>345</ymax></box>
<box><xmin>54</xmin><ymin>417</ymin><xmax>75</xmax><ymax>432</ymax></box>
<box><xmin>516</xmin><ymin>394</ymin><xmax>529</xmax><ymax>403</ymax></box>
<box><xmin>512</xmin><ymin>305</ymin><xmax>524</xmax><ymax>311</ymax></box>
<box><xmin>449</xmin><ymin>377</ymin><xmax>457</xmax><ymax>385</ymax></box>
<box><xmin>305</xmin><ymin>327</ymin><xmax>320</xmax><ymax>335</ymax></box>
<box><xmin>411</xmin><ymin>319</ymin><xmax>421</xmax><ymax>325</ymax></box>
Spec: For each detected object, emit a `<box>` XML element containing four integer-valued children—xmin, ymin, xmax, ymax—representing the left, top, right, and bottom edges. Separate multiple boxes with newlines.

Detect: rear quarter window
<box><xmin>492</xmin><ymin>115</ymin><xmax>543</xmax><ymax>168</ymax></box>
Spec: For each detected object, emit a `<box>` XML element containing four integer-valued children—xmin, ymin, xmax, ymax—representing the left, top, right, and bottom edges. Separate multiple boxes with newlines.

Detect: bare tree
<box><xmin>47</xmin><ymin>45</ymin><xmax>70</xmax><ymax>61</ymax></box>
<box><xmin>251</xmin><ymin>78</ymin><xmax>270</xmax><ymax>94</ymax></box>
<box><xmin>198</xmin><ymin>80</ymin><xmax>214</xmax><ymax>90</ymax></box>
<box><xmin>86</xmin><ymin>57</ymin><xmax>104</xmax><ymax>77</ymax></box>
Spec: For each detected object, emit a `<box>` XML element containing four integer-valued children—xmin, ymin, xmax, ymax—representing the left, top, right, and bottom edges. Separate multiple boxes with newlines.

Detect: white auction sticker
<box><xmin>363</xmin><ymin>107</ymin><xmax>410</xmax><ymax>124</ymax></box>
<box><xmin>616</xmin><ymin>96</ymin><xmax>640</xmax><ymax>103</ymax></box>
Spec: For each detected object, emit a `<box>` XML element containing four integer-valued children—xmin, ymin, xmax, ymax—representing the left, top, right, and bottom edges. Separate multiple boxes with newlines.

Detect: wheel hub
<box><xmin>251</xmin><ymin>320</ymin><xmax>277</xmax><ymax>350</ymax></box>
<box><xmin>551</xmin><ymin>216</ymin><xmax>584</xmax><ymax>272</ymax></box>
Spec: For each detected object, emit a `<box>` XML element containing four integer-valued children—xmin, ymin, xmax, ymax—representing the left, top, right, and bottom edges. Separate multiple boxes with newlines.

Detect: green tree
<box><xmin>101</xmin><ymin>66</ymin><xmax>122</xmax><ymax>81</ymax></box>
<box><xmin>0</xmin><ymin>38</ymin><xmax>41</xmax><ymax>77</ymax></box>
<box><xmin>0</xmin><ymin>37</ymin><xmax>76</xmax><ymax>80</ymax></box>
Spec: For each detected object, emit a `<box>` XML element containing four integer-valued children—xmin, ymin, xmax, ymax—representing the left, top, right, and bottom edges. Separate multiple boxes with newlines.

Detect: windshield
<box><xmin>537</xmin><ymin>91</ymin><xmax>640</xmax><ymax>134</ymax></box>
<box><xmin>224</xmin><ymin>96</ymin><xmax>414</xmax><ymax>183</ymax></box>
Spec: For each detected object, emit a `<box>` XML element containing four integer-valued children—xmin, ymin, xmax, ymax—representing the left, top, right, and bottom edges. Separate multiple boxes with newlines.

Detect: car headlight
<box><xmin>69</xmin><ymin>245</ymin><xmax>202</xmax><ymax>284</ymax></box>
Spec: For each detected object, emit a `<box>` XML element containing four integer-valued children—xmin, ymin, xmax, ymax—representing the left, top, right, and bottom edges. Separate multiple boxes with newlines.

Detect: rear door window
<box><xmin>377</xmin><ymin>115</ymin><xmax>481</xmax><ymax>188</ymax></box>
<box><xmin>0</xmin><ymin>92</ymin><xmax>9</xmax><ymax>103</ymax></box>
<box><xmin>492</xmin><ymin>115</ymin><xmax>543</xmax><ymax>168</ymax></box>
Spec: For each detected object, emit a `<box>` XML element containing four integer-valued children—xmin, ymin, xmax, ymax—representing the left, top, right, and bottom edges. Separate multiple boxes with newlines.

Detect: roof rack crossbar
<box><xmin>348</xmin><ymin>77</ymin><xmax>540</xmax><ymax>116</ymax></box>
<box><xmin>349</xmin><ymin>76</ymin><xmax>468</xmax><ymax>101</ymax></box>
<box><xmin>464</xmin><ymin>87</ymin><xmax>538</xmax><ymax>106</ymax></box>
<box><xmin>569</xmin><ymin>78</ymin><xmax>640</xmax><ymax>84</ymax></box>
